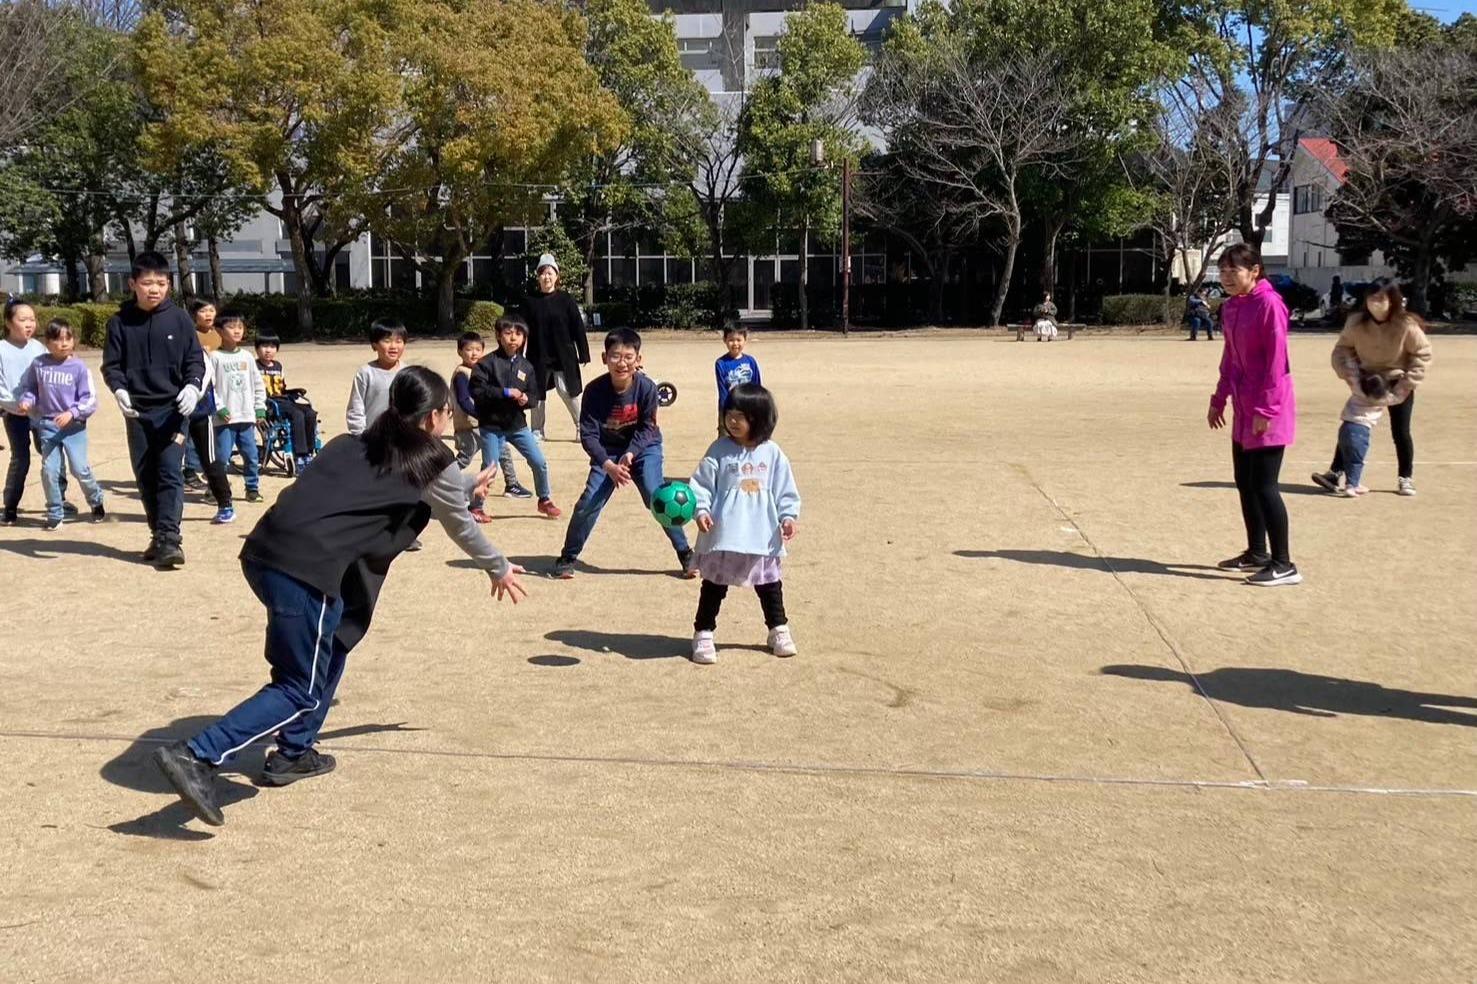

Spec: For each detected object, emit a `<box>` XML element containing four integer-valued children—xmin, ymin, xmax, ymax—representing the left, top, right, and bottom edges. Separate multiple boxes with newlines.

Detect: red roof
<box><xmin>1301</xmin><ymin>138</ymin><xmax>1349</xmax><ymax>184</ymax></box>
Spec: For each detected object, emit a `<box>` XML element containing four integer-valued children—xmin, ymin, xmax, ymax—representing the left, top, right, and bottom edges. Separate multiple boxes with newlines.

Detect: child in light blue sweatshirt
<box><xmin>687</xmin><ymin>382</ymin><xmax>801</xmax><ymax>665</ymax></box>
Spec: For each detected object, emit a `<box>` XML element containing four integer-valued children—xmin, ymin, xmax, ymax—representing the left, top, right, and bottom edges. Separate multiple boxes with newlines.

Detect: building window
<box><xmin>679</xmin><ymin>37</ymin><xmax>720</xmax><ymax>72</ymax></box>
<box><xmin>752</xmin><ymin>35</ymin><xmax>781</xmax><ymax>71</ymax></box>
<box><xmin>1293</xmin><ymin>184</ymin><xmax>1323</xmax><ymax>215</ymax></box>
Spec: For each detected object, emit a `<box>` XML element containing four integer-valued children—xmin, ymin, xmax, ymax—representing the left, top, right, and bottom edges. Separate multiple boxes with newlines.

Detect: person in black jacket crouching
<box><xmin>152</xmin><ymin>367</ymin><xmax>528</xmax><ymax>827</ymax></box>
<box><xmin>469</xmin><ymin>315</ymin><xmax>562</xmax><ymax>521</ymax></box>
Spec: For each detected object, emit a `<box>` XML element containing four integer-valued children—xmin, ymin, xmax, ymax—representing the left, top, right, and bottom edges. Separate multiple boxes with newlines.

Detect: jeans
<box><xmin>456</xmin><ymin>429</ymin><xmax>521</xmax><ymax>488</ymax></box>
<box><xmin>188</xmin><ymin>560</ymin><xmax>350</xmax><ymax>765</ymax></box>
<box><xmin>479</xmin><ymin>426</ymin><xmax>551</xmax><ymax>500</ymax></box>
<box><xmin>559</xmin><ymin>446</ymin><xmax>690</xmax><ymax>561</ymax></box>
<box><xmin>695</xmin><ymin>580</ymin><xmax>787</xmax><ymax>632</ymax></box>
<box><xmin>1231</xmin><ymin>442</ymin><xmax>1290</xmax><ymax>565</ymax></box>
<box><xmin>1331</xmin><ymin>392</ymin><xmax>1415</xmax><ymax>479</ymax></box>
<box><xmin>1337</xmin><ymin>421</ymin><xmax>1372</xmax><ymax>487</ymax></box>
<box><xmin>35</xmin><ymin>419</ymin><xmax>103</xmax><ymax>521</ymax></box>
<box><xmin>125</xmin><ymin>412</ymin><xmax>187</xmax><ymax>544</ymax></box>
<box><xmin>216</xmin><ymin>421</ymin><xmax>260</xmax><ymax>492</ymax></box>
<box><xmin>530</xmin><ymin>370</ymin><xmax>582</xmax><ymax>435</ymax></box>
<box><xmin>1189</xmin><ymin>314</ymin><xmax>1214</xmax><ymax>340</ymax></box>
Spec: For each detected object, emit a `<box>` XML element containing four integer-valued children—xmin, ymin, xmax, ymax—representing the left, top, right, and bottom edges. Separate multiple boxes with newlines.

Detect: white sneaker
<box><xmin>691</xmin><ymin>631</ymin><xmax>717</xmax><ymax>664</ymax></box>
<box><xmin>1398</xmin><ymin>477</ymin><xmax>1417</xmax><ymax>497</ymax></box>
<box><xmin>767</xmin><ymin>625</ymin><xmax>797</xmax><ymax>658</ymax></box>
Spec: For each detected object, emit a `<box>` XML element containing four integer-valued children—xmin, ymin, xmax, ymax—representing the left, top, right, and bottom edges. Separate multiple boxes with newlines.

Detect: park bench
<box><xmin>1015</xmin><ymin>320</ymin><xmax>1077</xmax><ymax>341</ymax></box>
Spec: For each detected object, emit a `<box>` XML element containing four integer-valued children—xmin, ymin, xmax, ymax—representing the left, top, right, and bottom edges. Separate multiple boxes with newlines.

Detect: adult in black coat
<box><xmin>523</xmin><ymin>253</ymin><xmax>590</xmax><ymax>438</ymax></box>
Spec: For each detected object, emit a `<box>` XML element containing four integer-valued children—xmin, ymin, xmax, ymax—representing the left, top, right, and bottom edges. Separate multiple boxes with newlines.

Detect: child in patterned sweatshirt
<box><xmin>211</xmin><ymin>312</ymin><xmax>267</xmax><ymax>506</ymax></box>
<box><xmin>15</xmin><ymin>319</ymin><xmax>106</xmax><ymax>529</ymax></box>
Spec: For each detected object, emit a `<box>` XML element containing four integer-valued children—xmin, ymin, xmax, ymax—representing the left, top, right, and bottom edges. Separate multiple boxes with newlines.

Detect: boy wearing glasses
<box><xmin>551</xmin><ymin>328</ymin><xmax>695</xmax><ymax>580</ymax></box>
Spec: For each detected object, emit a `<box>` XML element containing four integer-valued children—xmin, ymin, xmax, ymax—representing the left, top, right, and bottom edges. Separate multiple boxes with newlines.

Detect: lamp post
<box><xmin>811</xmin><ymin>138</ymin><xmax>852</xmax><ymax>336</ymax></box>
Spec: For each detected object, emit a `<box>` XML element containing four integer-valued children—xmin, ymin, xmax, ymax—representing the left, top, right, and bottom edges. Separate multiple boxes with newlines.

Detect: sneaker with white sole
<box><xmin>1397</xmin><ymin>477</ymin><xmax>1417</xmax><ymax>497</ymax></box>
<box><xmin>1310</xmin><ymin>470</ymin><xmax>1344</xmax><ymax>493</ymax></box>
<box><xmin>1335</xmin><ymin>484</ymin><xmax>1368</xmax><ymax>498</ymax></box>
<box><xmin>1217</xmin><ymin>550</ymin><xmax>1271</xmax><ymax>571</ymax></box>
<box><xmin>1247</xmin><ymin>563</ymin><xmax>1302</xmax><ymax>587</ymax></box>
<box><xmin>691</xmin><ymin>631</ymin><xmax>717</xmax><ymax>664</ymax></box>
<box><xmin>767</xmin><ymin>625</ymin><xmax>798</xmax><ymax>657</ymax></box>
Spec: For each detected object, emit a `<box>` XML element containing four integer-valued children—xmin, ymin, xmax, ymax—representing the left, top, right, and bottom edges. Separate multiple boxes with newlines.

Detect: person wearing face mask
<box><xmin>1311</xmin><ymin>279</ymin><xmax>1432</xmax><ymax>497</ymax></box>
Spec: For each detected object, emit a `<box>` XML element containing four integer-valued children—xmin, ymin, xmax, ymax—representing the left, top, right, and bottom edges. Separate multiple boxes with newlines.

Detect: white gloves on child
<box><xmin>113</xmin><ymin>389</ymin><xmax>139</xmax><ymax>419</ymax></box>
<box><xmin>175</xmin><ymin>384</ymin><xmax>201</xmax><ymax>417</ymax></box>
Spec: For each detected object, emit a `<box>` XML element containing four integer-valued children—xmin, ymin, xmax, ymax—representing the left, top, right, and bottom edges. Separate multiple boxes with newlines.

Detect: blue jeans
<box><xmin>1189</xmin><ymin>314</ymin><xmax>1214</xmax><ymax>339</ymax></box>
<box><xmin>189</xmin><ymin>561</ymin><xmax>349</xmax><ymax>765</ymax></box>
<box><xmin>1338</xmin><ymin>421</ymin><xmax>1372</xmax><ymax>487</ymax></box>
<box><xmin>479</xmin><ymin>426</ymin><xmax>551</xmax><ymax>500</ymax></box>
<box><xmin>35</xmin><ymin>419</ymin><xmax>103</xmax><ymax>521</ymax></box>
<box><xmin>216</xmin><ymin>421</ymin><xmax>260</xmax><ymax>492</ymax></box>
<box><xmin>559</xmin><ymin>446</ymin><xmax>690</xmax><ymax>561</ymax></box>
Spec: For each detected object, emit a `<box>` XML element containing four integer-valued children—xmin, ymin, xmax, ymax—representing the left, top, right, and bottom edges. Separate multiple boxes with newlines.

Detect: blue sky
<box><xmin>1417</xmin><ymin>0</ymin><xmax>1477</xmax><ymax>20</ymax></box>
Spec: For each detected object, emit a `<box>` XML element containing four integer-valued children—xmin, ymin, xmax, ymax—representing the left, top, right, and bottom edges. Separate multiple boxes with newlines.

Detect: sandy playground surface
<box><xmin>1</xmin><ymin>328</ymin><xmax>1474</xmax><ymax>983</ymax></box>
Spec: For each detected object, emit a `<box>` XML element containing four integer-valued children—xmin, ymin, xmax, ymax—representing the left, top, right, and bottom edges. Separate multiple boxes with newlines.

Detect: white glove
<box><xmin>174</xmin><ymin>384</ymin><xmax>201</xmax><ymax>417</ymax></box>
<box><xmin>113</xmin><ymin>389</ymin><xmax>139</xmax><ymax>419</ymax></box>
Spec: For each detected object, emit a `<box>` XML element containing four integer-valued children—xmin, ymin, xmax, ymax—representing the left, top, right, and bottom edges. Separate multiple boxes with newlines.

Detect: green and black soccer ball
<box><xmin>651</xmin><ymin>480</ymin><xmax>696</xmax><ymax>528</ymax></box>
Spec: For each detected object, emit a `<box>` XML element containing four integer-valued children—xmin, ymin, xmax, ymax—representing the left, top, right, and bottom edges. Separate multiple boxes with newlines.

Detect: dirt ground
<box><xmin>2</xmin><ymin>328</ymin><xmax>1474</xmax><ymax>983</ymax></box>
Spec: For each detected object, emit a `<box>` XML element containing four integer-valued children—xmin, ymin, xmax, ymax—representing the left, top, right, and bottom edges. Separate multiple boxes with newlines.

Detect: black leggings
<box><xmin>695</xmin><ymin>579</ymin><xmax>787</xmax><ymax>632</ymax></box>
<box><xmin>1330</xmin><ymin>393</ymin><xmax>1415</xmax><ymax>479</ymax></box>
<box><xmin>1232</xmin><ymin>443</ymin><xmax>1290</xmax><ymax>565</ymax></box>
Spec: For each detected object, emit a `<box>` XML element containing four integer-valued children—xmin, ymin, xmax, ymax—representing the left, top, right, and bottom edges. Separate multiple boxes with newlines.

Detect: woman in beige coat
<box><xmin>1311</xmin><ymin>279</ymin><xmax>1432</xmax><ymax>496</ymax></box>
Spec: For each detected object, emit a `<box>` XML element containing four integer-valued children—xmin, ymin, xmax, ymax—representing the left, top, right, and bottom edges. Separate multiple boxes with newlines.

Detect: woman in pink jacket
<box><xmin>1208</xmin><ymin>244</ymin><xmax>1301</xmax><ymax>586</ymax></box>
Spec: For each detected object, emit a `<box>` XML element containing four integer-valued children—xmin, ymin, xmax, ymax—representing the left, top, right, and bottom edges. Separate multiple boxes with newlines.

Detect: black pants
<box><xmin>1330</xmin><ymin>393</ymin><xmax>1415</xmax><ymax>479</ymax></box>
<box><xmin>268</xmin><ymin>396</ymin><xmax>318</xmax><ymax>458</ymax></box>
<box><xmin>126</xmin><ymin>413</ymin><xmax>188</xmax><ymax>545</ymax></box>
<box><xmin>187</xmin><ymin>414</ymin><xmax>233</xmax><ymax>508</ymax></box>
<box><xmin>3</xmin><ymin>411</ymin><xmax>67</xmax><ymax>513</ymax></box>
<box><xmin>1232</xmin><ymin>442</ymin><xmax>1290</xmax><ymax>564</ymax></box>
<box><xmin>695</xmin><ymin>579</ymin><xmax>787</xmax><ymax>632</ymax></box>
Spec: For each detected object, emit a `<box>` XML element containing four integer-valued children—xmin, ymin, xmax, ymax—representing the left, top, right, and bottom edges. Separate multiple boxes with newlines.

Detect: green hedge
<box><xmin>1101</xmin><ymin>294</ymin><xmax>1176</xmax><ymax>326</ymax></box>
<box><xmin>590</xmin><ymin>282</ymin><xmax>729</xmax><ymax>331</ymax></box>
<box><xmin>27</xmin><ymin>303</ymin><xmax>121</xmax><ymax>348</ymax></box>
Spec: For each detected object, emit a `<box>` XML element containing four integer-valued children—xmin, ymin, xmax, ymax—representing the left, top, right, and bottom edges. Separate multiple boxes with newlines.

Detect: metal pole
<box><xmin>841</xmin><ymin>156</ymin><xmax>852</xmax><ymax>336</ymax></box>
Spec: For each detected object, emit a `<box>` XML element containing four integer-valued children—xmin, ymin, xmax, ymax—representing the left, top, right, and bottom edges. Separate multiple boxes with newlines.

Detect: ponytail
<box><xmin>364</xmin><ymin>366</ymin><xmax>454</xmax><ymax>489</ymax></box>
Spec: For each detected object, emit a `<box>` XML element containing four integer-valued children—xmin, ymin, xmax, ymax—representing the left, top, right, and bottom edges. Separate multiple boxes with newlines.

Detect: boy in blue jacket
<box><xmin>551</xmin><ymin>328</ymin><xmax>695</xmax><ymax>579</ymax></box>
<box><xmin>101</xmin><ymin>251</ymin><xmax>207</xmax><ymax>569</ymax></box>
<box><xmin>714</xmin><ymin>325</ymin><xmax>760</xmax><ymax>432</ymax></box>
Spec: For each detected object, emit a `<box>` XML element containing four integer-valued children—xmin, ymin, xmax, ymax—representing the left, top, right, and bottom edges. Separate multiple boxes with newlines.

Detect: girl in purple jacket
<box><xmin>1208</xmin><ymin>245</ymin><xmax>1301</xmax><ymax>586</ymax></box>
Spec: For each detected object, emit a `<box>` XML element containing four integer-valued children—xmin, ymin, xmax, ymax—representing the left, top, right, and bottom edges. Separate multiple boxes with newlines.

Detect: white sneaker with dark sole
<box><xmin>1247</xmin><ymin>563</ymin><xmax>1302</xmax><ymax>587</ymax></box>
<box><xmin>691</xmin><ymin>631</ymin><xmax>717</xmax><ymax>664</ymax></box>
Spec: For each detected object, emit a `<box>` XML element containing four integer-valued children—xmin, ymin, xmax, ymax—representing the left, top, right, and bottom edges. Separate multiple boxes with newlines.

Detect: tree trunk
<box><xmin>1408</xmin><ymin>241</ymin><xmax>1433</xmax><ymax>317</ymax></box>
<box><xmin>582</xmin><ymin>227</ymin><xmax>598</xmax><ymax>308</ymax></box>
<box><xmin>434</xmin><ymin>241</ymin><xmax>468</xmax><ymax>334</ymax></box>
<box><xmin>798</xmin><ymin>219</ymin><xmax>810</xmax><ymax>331</ymax></box>
<box><xmin>114</xmin><ymin>215</ymin><xmax>137</xmax><ymax>263</ymax></box>
<box><xmin>208</xmin><ymin>234</ymin><xmax>224</xmax><ymax>305</ymax></box>
<box><xmin>275</xmin><ymin>176</ymin><xmax>316</xmax><ymax>336</ymax></box>
<box><xmin>989</xmin><ymin>224</ymin><xmax>1021</xmax><ymax>328</ymax></box>
<box><xmin>84</xmin><ymin>251</ymin><xmax>107</xmax><ymax>302</ymax></box>
<box><xmin>1041</xmin><ymin>216</ymin><xmax>1065</xmax><ymax>295</ymax></box>
<box><xmin>173</xmin><ymin>221</ymin><xmax>195</xmax><ymax>302</ymax></box>
<box><xmin>60</xmin><ymin>250</ymin><xmax>82</xmax><ymax>302</ymax></box>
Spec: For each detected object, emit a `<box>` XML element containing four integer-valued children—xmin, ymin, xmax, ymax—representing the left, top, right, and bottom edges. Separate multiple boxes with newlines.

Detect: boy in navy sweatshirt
<box><xmin>101</xmin><ymin>250</ymin><xmax>207</xmax><ymax>569</ymax></box>
<box><xmin>469</xmin><ymin>316</ymin><xmax>561</xmax><ymax>520</ymax></box>
<box><xmin>551</xmin><ymin>328</ymin><xmax>694</xmax><ymax>579</ymax></box>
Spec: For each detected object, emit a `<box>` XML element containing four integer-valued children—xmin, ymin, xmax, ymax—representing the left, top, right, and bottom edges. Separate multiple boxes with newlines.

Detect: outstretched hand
<box><xmin>470</xmin><ymin>463</ymin><xmax>499</xmax><ymax>502</ymax></box>
<box><xmin>492</xmin><ymin>565</ymin><xmax>528</xmax><ymax>604</ymax></box>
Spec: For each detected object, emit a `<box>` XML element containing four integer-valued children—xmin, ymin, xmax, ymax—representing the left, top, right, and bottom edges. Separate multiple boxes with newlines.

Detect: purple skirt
<box><xmin>698</xmin><ymin>550</ymin><xmax>783</xmax><ymax>587</ymax></box>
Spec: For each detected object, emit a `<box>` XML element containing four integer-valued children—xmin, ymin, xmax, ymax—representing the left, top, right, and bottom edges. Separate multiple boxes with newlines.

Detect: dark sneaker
<box><xmin>61</xmin><ymin>500</ymin><xmax>78</xmax><ymax>516</ymax></box>
<box><xmin>1217</xmin><ymin>550</ymin><xmax>1271</xmax><ymax>571</ymax></box>
<box><xmin>43</xmin><ymin>516</ymin><xmax>63</xmax><ymax>532</ymax></box>
<box><xmin>551</xmin><ymin>557</ymin><xmax>577</xmax><ymax>580</ymax></box>
<box><xmin>504</xmin><ymin>483</ymin><xmax>533</xmax><ymax>500</ymax></box>
<box><xmin>1310</xmin><ymin>470</ymin><xmax>1343</xmax><ymax>494</ymax></box>
<box><xmin>90</xmin><ymin>504</ymin><xmax>107</xmax><ymax>523</ymax></box>
<box><xmin>245</xmin><ymin>489</ymin><xmax>264</xmax><ymax>503</ymax></box>
<box><xmin>0</xmin><ymin>510</ymin><xmax>16</xmax><ymax>526</ymax></box>
<box><xmin>152</xmin><ymin>741</ymin><xmax>224</xmax><ymax>826</ymax></box>
<box><xmin>142</xmin><ymin>538</ymin><xmax>159</xmax><ymax>562</ymax></box>
<box><xmin>154</xmin><ymin>542</ymin><xmax>185</xmax><ymax>569</ymax></box>
<box><xmin>406</xmin><ymin>538</ymin><xmax>423</xmax><ymax>552</ymax></box>
<box><xmin>259</xmin><ymin>747</ymin><xmax>337</xmax><ymax>787</ymax></box>
<box><xmin>1247</xmin><ymin>562</ymin><xmax>1302</xmax><ymax>587</ymax></box>
<box><xmin>678</xmin><ymin>548</ymin><xmax>700</xmax><ymax>579</ymax></box>
<box><xmin>182</xmin><ymin>470</ymin><xmax>205</xmax><ymax>491</ymax></box>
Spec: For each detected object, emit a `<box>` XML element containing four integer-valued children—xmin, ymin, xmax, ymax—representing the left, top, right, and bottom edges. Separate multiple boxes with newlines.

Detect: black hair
<box><xmin>722</xmin><ymin>324</ymin><xmax>748</xmax><ymax>340</ymax></box>
<box><xmin>1359</xmin><ymin>373</ymin><xmax>1390</xmax><ymax>400</ymax></box>
<box><xmin>3</xmin><ymin>296</ymin><xmax>31</xmax><ymax>325</ymax></box>
<box><xmin>1362</xmin><ymin>277</ymin><xmax>1408</xmax><ymax>323</ymax></box>
<box><xmin>604</xmin><ymin>327</ymin><xmax>642</xmax><ymax>353</ymax></box>
<box><xmin>44</xmin><ymin>318</ymin><xmax>74</xmax><ymax>342</ymax></box>
<box><xmin>130</xmin><ymin>250</ymin><xmax>171</xmax><ymax>280</ymax></box>
<box><xmin>1218</xmin><ymin>243</ymin><xmax>1263</xmax><ymax>277</ymax></box>
<box><xmin>253</xmin><ymin>334</ymin><xmax>281</xmax><ymax>349</ymax></box>
<box><xmin>724</xmin><ymin>383</ymin><xmax>778</xmax><ymax>445</ymax></box>
<box><xmin>370</xmin><ymin>318</ymin><xmax>408</xmax><ymax>344</ymax></box>
<box><xmin>457</xmin><ymin>330</ymin><xmax>485</xmax><ymax>350</ymax></box>
<box><xmin>363</xmin><ymin>365</ymin><xmax>455</xmax><ymax>489</ymax></box>
<box><xmin>216</xmin><ymin>310</ymin><xmax>246</xmax><ymax>331</ymax></box>
<box><xmin>496</xmin><ymin>315</ymin><xmax>528</xmax><ymax>338</ymax></box>
<box><xmin>188</xmin><ymin>298</ymin><xmax>216</xmax><ymax>316</ymax></box>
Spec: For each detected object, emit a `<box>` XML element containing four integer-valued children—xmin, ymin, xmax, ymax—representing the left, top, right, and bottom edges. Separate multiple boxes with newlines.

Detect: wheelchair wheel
<box><xmin>256</xmin><ymin>419</ymin><xmax>295</xmax><ymax>477</ymax></box>
<box><xmin>656</xmin><ymin>381</ymin><xmax>678</xmax><ymax>407</ymax></box>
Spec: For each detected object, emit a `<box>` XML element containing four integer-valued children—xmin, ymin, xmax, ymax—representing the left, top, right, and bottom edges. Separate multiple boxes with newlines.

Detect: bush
<box><xmin>1273</xmin><ymin>279</ymin><xmax>1321</xmax><ymax>315</ymax></box>
<box><xmin>769</xmin><ymin>283</ymin><xmax>839</xmax><ymax>329</ymax></box>
<box><xmin>589</xmin><ymin>300</ymin><xmax>633</xmax><ymax>329</ymax></box>
<box><xmin>26</xmin><ymin>303</ymin><xmax>116</xmax><ymax>347</ymax></box>
<box><xmin>1100</xmin><ymin>294</ymin><xmax>1176</xmax><ymax>326</ymax></box>
<box><xmin>592</xmin><ymin>282</ymin><xmax>728</xmax><ymax>331</ymax></box>
<box><xmin>461</xmin><ymin>300</ymin><xmax>507</xmax><ymax>335</ymax></box>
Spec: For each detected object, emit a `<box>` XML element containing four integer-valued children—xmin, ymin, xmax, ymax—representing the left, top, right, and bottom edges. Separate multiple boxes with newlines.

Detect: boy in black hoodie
<box><xmin>101</xmin><ymin>251</ymin><xmax>207</xmax><ymax>568</ymax></box>
<box><xmin>469</xmin><ymin>316</ymin><xmax>561</xmax><ymax>519</ymax></box>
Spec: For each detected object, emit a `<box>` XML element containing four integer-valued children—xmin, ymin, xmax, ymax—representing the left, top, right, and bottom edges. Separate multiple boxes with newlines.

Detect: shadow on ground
<box><xmin>544</xmin><ymin>629</ymin><xmax>687</xmax><ymax>660</ymax></box>
<box><xmin>0</xmin><ymin>537</ymin><xmax>145</xmax><ymax>564</ymax></box>
<box><xmin>452</xmin><ymin>556</ymin><xmax>686</xmax><ymax>579</ymax></box>
<box><xmin>101</xmin><ymin>716</ymin><xmax>426</xmax><ymax>839</ymax></box>
<box><xmin>957</xmin><ymin>549</ymin><xmax>1235</xmax><ymax>582</ymax></box>
<box><xmin>1102</xmin><ymin>665</ymin><xmax>1477</xmax><ymax>727</ymax></box>
<box><xmin>1180</xmin><ymin>481</ymin><xmax>1330</xmax><ymax>496</ymax></box>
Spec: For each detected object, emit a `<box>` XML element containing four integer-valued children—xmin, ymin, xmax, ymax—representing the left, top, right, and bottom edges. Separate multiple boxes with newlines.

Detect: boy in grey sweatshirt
<box><xmin>345</xmin><ymin>319</ymin><xmax>407</xmax><ymax>435</ymax></box>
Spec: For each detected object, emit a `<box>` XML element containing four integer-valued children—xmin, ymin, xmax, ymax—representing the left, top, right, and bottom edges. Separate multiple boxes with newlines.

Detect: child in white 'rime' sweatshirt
<box><xmin>687</xmin><ymin>382</ymin><xmax>801</xmax><ymax>665</ymax></box>
<box><xmin>212</xmin><ymin>313</ymin><xmax>267</xmax><ymax>502</ymax></box>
